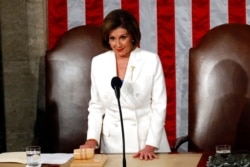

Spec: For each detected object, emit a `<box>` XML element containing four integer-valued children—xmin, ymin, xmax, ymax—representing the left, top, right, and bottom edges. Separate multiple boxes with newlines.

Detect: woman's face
<box><xmin>109</xmin><ymin>27</ymin><xmax>133</xmax><ymax>58</ymax></box>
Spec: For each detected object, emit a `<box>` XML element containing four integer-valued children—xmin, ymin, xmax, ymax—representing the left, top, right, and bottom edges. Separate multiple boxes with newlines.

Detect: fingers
<box><xmin>79</xmin><ymin>144</ymin><xmax>89</xmax><ymax>149</ymax></box>
<box><xmin>133</xmin><ymin>145</ymin><xmax>158</xmax><ymax>160</ymax></box>
<box><xmin>133</xmin><ymin>152</ymin><xmax>140</xmax><ymax>158</ymax></box>
<box><xmin>140</xmin><ymin>153</ymin><xmax>158</xmax><ymax>160</ymax></box>
<box><xmin>133</xmin><ymin>152</ymin><xmax>158</xmax><ymax>160</ymax></box>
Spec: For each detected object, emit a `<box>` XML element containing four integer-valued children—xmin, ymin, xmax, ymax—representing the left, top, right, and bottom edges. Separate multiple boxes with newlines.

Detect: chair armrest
<box><xmin>171</xmin><ymin>135</ymin><xmax>189</xmax><ymax>152</ymax></box>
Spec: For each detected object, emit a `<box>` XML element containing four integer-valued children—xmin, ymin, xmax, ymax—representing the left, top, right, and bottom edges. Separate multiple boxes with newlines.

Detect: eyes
<box><xmin>109</xmin><ymin>34</ymin><xmax>129</xmax><ymax>42</ymax></box>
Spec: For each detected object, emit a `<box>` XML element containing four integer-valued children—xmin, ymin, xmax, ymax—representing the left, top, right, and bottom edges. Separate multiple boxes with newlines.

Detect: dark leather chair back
<box><xmin>37</xmin><ymin>25</ymin><xmax>106</xmax><ymax>153</ymax></box>
<box><xmin>188</xmin><ymin>23</ymin><xmax>250</xmax><ymax>152</ymax></box>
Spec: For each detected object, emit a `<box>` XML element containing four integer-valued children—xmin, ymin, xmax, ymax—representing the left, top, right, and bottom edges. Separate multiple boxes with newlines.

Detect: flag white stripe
<box><xmin>246</xmin><ymin>0</ymin><xmax>250</xmax><ymax>24</ymax></box>
<box><xmin>103</xmin><ymin>0</ymin><xmax>121</xmax><ymax>17</ymax></box>
<box><xmin>210</xmin><ymin>0</ymin><xmax>228</xmax><ymax>28</ymax></box>
<box><xmin>139</xmin><ymin>0</ymin><xmax>157</xmax><ymax>53</ymax></box>
<box><xmin>67</xmin><ymin>0</ymin><xmax>85</xmax><ymax>29</ymax></box>
<box><xmin>175</xmin><ymin>0</ymin><xmax>192</xmax><ymax>139</ymax></box>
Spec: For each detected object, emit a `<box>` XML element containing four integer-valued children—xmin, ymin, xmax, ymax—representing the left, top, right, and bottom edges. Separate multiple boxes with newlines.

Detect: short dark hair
<box><xmin>101</xmin><ymin>9</ymin><xmax>141</xmax><ymax>50</ymax></box>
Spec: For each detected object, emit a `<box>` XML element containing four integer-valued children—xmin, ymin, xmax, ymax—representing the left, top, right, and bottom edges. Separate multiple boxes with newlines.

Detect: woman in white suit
<box><xmin>80</xmin><ymin>9</ymin><xmax>170</xmax><ymax>160</ymax></box>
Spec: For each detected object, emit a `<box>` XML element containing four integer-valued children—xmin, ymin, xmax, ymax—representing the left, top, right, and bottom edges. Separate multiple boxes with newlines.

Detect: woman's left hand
<box><xmin>133</xmin><ymin>145</ymin><xmax>158</xmax><ymax>160</ymax></box>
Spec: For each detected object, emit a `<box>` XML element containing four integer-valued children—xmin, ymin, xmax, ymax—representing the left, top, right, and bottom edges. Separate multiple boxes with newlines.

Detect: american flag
<box><xmin>48</xmin><ymin>0</ymin><xmax>250</xmax><ymax>147</ymax></box>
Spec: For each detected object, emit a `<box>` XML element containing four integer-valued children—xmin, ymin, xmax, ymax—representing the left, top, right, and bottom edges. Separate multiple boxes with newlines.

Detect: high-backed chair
<box><xmin>34</xmin><ymin>25</ymin><xmax>106</xmax><ymax>153</ymax></box>
<box><xmin>173</xmin><ymin>23</ymin><xmax>250</xmax><ymax>153</ymax></box>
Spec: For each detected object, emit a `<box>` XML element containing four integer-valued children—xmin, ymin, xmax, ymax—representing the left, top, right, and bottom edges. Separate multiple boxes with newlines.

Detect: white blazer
<box><xmin>87</xmin><ymin>48</ymin><xmax>170</xmax><ymax>153</ymax></box>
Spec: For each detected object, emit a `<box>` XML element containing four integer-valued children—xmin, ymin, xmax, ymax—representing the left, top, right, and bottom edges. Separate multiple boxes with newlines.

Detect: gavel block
<box><xmin>70</xmin><ymin>148</ymin><xmax>108</xmax><ymax>167</ymax></box>
<box><xmin>73</xmin><ymin>148</ymin><xmax>95</xmax><ymax>160</ymax></box>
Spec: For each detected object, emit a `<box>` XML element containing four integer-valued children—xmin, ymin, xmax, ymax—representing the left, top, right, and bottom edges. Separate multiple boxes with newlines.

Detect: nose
<box><xmin>115</xmin><ymin>39</ymin><xmax>121</xmax><ymax>47</ymax></box>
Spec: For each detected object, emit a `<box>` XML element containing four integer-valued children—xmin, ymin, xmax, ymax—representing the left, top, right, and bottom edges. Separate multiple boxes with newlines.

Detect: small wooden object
<box><xmin>73</xmin><ymin>148</ymin><xmax>95</xmax><ymax>160</ymax></box>
<box><xmin>70</xmin><ymin>149</ymin><xmax>108</xmax><ymax>167</ymax></box>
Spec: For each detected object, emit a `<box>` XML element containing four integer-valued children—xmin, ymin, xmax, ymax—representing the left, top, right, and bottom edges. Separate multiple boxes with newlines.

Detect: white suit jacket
<box><xmin>87</xmin><ymin>48</ymin><xmax>170</xmax><ymax>153</ymax></box>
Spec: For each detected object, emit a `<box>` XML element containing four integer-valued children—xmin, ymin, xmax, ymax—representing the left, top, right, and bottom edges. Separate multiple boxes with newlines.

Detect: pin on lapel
<box><xmin>131</xmin><ymin>66</ymin><xmax>136</xmax><ymax>81</ymax></box>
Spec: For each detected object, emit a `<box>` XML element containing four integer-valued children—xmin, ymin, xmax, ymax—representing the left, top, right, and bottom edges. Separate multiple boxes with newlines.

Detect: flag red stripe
<box><xmin>157</xmin><ymin>0</ymin><xmax>176</xmax><ymax>146</ymax></box>
<box><xmin>85</xmin><ymin>0</ymin><xmax>103</xmax><ymax>25</ymax></box>
<box><xmin>48</xmin><ymin>0</ymin><xmax>68</xmax><ymax>49</ymax></box>
<box><xmin>192</xmin><ymin>0</ymin><xmax>210</xmax><ymax>47</ymax></box>
<box><xmin>228</xmin><ymin>0</ymin><xmax>246</xmax><ymax>24</ymax></box>
<box><xmin>121</xmin><ymin>0</ymin><xmax>140</xmax><ymax>22</ymax></box>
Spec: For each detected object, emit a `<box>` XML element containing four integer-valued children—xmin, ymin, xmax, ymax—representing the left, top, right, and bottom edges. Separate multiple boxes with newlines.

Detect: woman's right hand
<box><xmin>79</xmin><ymin>139</ymin><xmax>97</xmax><ymax>149</ymax></box>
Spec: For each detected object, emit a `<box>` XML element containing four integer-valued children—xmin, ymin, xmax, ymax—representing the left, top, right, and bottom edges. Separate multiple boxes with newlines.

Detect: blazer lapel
<box><xmin>120</xmin><ymin>48</ymin><xmax>144</xmax><ymax>107</ymax></box>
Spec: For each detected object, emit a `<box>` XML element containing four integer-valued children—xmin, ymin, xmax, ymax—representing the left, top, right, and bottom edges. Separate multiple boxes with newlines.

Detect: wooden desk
<box><xmin>0</xmin><ymin>153</ymin><xmax>203</xmax><ymax>167</ymax></box>
<box><xmin>105</xmin><ymin>154</ymin><xmax>202</xmax><ymax>167</ymax></box>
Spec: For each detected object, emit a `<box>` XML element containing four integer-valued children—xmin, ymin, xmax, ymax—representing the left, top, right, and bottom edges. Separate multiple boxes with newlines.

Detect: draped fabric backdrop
<box><xmin>47</xmin><ymin>0</ymin><xmax>250</xmax><ymax>147</ymax></box>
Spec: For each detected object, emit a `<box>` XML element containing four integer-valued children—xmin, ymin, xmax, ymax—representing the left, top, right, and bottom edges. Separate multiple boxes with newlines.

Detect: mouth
<box><xmin>116</xmin><ymin>48</ymin><xmax>124</xmax><ymax>52</ymax></box>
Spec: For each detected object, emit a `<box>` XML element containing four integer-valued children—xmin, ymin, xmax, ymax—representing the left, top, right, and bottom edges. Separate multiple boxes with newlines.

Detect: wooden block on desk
<box><xmin>70</xmin><ymin>154</ymin><xmax>107</xmax><ymax>167</ymax></box>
